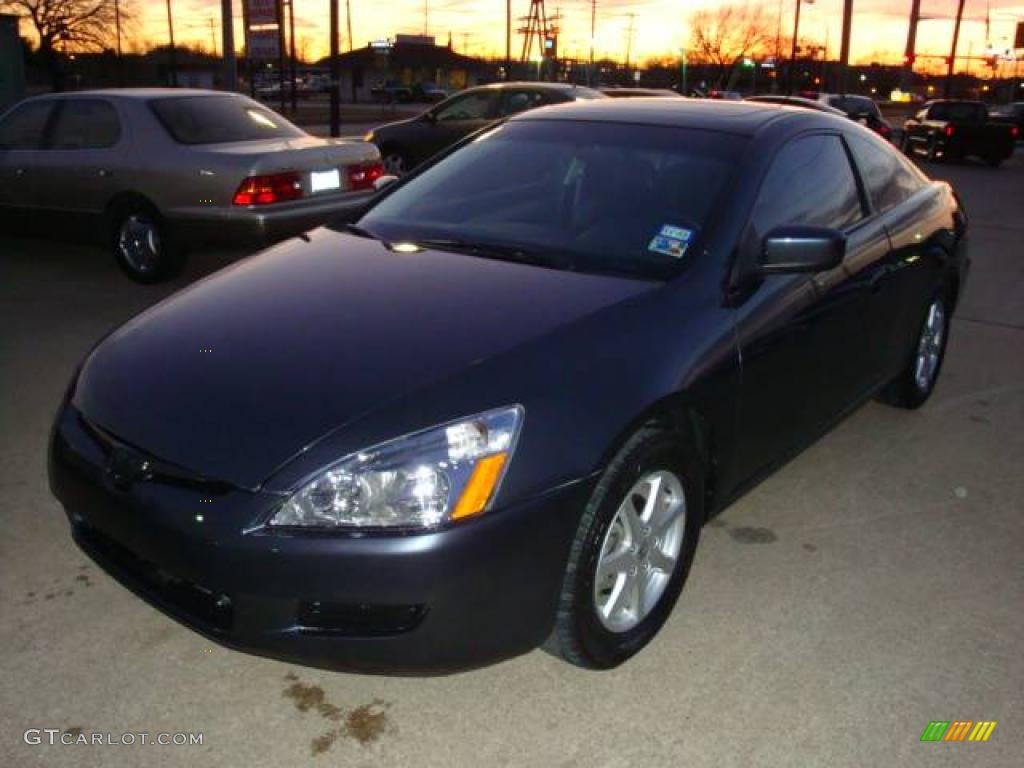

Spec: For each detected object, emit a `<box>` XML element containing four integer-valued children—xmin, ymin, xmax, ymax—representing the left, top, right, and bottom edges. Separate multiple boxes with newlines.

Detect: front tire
<box><xmin>548</xmin><ymin>426</ymin><xmax>703</xmax><ymax>669</ymax></box>
<box><xmin>110</xmin><ymin>202</ymin><xmax>185</xmax><ymax>284</ymax></box>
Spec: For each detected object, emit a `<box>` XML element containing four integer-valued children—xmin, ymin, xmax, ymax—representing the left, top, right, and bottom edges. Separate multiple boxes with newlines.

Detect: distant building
<box><xmin>317</xmin><ymin>35</ymin><xmax>492</xmax><ymax>102</ymax></box>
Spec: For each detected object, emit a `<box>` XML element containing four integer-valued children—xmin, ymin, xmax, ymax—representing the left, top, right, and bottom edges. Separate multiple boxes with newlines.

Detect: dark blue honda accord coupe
<box><xmin>50</xmin><ymin>100</ymin><xmax>969</xmax><ymax>672</ymax></box>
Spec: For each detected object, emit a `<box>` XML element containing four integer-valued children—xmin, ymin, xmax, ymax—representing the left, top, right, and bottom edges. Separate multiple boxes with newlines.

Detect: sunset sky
<box><xmin>133</xmin><ymin>0</ymin><xmax>1024</xmax><ymax>69</ymax></box>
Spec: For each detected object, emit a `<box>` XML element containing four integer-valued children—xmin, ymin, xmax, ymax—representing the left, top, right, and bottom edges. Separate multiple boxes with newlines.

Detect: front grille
<box><xmin>297</xmin><ymin>601</ymin><xmax>425</xmax><ymax>637</ymax></box>
<box><xmin>76</xmin><ymin>523</ymin><xmax>234</xmax><ymax>633</ymax></box>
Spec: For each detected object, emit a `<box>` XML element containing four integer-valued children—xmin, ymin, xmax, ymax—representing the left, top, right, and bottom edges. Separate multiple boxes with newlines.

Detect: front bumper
<box><xmin>166</xmin><ymin>190</ymin><xmax>373</xmax><ymax>249</ymax></box>
<box><xmin>49</xmin><ymin>406</ymin><xmax>592</xmax><ymax>673</ymax></box>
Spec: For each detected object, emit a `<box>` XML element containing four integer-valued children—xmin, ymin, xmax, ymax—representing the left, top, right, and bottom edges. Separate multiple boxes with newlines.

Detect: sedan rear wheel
<box><xmin>878</xmin><ymin>292</ymin><xmax>951</xmax><ymax>409</ymax></box>
<box><xmin>548</xmin><ymin>426</ymin><xmax>702</xmax><ymax>669</ymax></box>
<box><xmin>381</xmin><ymin>149</ymin><xmax>409</xmax><ymax>176</ymax></box>
<box><xmin>110</xmin><ymin>203</ymin><xmax>185</xmax><ymax>284</ymax></box>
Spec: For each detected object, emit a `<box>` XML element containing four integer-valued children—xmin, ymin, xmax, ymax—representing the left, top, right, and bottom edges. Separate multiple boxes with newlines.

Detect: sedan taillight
<box><xmin>346</xmin><ymin>161</ymin><xmax>385</xmax><ymax>191</ymax></box>
<box><xmin>944</xmin><ymin>124</ymin><xmax>956</xmax><ymax>138</ymax></box>
<box><xmin>232</xmin><ymin>172</ymin><xmax>303</xmax><ymax>206</ymax></box>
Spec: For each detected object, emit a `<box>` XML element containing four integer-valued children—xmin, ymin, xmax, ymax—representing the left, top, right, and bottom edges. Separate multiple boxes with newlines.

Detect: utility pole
<box><xmin>221</xmin><ymin>0</ymin><xmax>237</xmax><ymax>91</ymax></box>
<box><xmin>166</xmin><ymin>0</ymin><xmax>178</xmax><ymax>87</ymax></box>
<box><xmin>624</xmin><ymin>12</ymin><xmax>635</xmax><ymax>71</ymax></box>
<box><xmin>589</xmin><ymin>0</ymin><xmax>596</xmax><ymax>86</ymax></box>
<box><xmin>346</xmin><ymin>0</ymin><xmax>353</xmax><ymax>51</ymax></box>
<box><xmin>276</xmin><ymin>0</ymin><xmax>286</xmax><ymax>113</ymax></box>
<box><xmin>288</xmin><ymin>0</ymin><xmax>297</xmax><ymax>111</ymax></box>
<box><xmin>786</xmin><ymin>0</ymin><xmax>804</xmax><ymax>95</ymax></box>
<box><xmin>945</xmin><ymin>0</ymin><xmax>967</xmax><ymax>97</ymax></box>
<box><xmin>330</xmin><ymin>0</ymin><xmax>340</xmax><ymax>136</ymax></box>
<box><xmin>114</xmin><ymin>0</ymin><xmax>123</xmax><ymax>85</ymax></box>
<box><xmin>506</xmin><ymin>0</ymin><xmax>511</xmax><ymax>80</ymax></box>
<box><xmin>900</xmin><ymin>0</ymin><xmax>921</xmax><ymax>92</ymax></box>
<box><xmin>838</xmin><ymin>0</ymin><xmax>853</xmax><ymax>94</ymax></box>
<box><xmin>773</xmin><ymin>0</ymin><xmax>783</xmax><ymax>92</ymax></box>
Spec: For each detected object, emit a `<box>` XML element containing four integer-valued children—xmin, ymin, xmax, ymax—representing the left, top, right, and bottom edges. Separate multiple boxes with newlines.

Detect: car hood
<box><xmin>74</xmin><ymin>229</ymin><xmax>653</xmax><ymax>490</ymax></box>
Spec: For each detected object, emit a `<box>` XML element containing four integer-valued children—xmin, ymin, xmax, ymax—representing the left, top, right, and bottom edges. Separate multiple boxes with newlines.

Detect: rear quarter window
<box><xmin>846</xmin><ymin>132</ymin><xmax>926</xmax><ymax>214</ymax></box>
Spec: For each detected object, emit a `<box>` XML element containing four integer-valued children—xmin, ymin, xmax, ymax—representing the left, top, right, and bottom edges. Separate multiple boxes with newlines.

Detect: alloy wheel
<box><xmin>593</xmin><ymin>470</ymin><xmax>686</xmax><ymax>633</ymax></box>
<box><xmin>914</xmin><ymin>299</ymin><xmax>946</xmax><ymax>392</ymax></box>
<box><xmin>118</xmin><ymin>214</ymin><xmax>161</xmax><ymax>275</ymax></box>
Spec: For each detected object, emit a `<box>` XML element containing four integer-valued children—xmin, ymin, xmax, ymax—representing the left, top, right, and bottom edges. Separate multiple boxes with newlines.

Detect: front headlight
<box><xmin>268</xmin><ymin>406</ymin><xmax>523</xmax><ymax>530</ymax></box>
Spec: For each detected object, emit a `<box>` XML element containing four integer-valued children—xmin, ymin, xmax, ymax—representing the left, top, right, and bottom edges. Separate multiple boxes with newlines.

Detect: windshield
<box><xmin>150</xmin><ymin>95</ymin><xmax>305</xmax><ymax>145</ymax></box>
<box><xmin>355</xmin><ymin>120</ymin><xmax>743</xmax><ymax>280</ymax></box>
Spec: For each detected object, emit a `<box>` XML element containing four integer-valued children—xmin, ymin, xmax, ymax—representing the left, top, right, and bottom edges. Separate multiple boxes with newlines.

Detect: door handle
<box><xmin>14</xmin><ymin>168</ymin><xmax>26</xmax><ymax>177</ymax></box>
<box><xmin>98</xmin><ymin>169</ymin><xmax>112</xmax><ymax>178</ymax></box>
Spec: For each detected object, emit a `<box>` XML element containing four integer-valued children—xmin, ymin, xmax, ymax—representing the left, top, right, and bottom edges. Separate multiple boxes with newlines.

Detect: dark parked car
<box><xmin>745</xmin><ymin>95</ymin><xmax>847</xmax><ymax>117</ymax></box>
<box><xmin>370</xmin><ymin>80</ymin><xmax>413</xmax><ymax>103</ymax></box>
<box><xmin>990</xmin><ymin>101</ymin><xmax>1024</xmax><ymax>134</ymax></box>
<box><xmin>600</xmin><ymin>87</ymin><xmax>683</xmax><ymax>99</ymax></box>
<box><xmin>901</xmin><ymin>100</ymin><xmax>1019</xmax><ymax>166</ymax></box>
<box><xmin>815</xmin><ymin>93</ymin><xmax>893</xmax><ymax>141</ymax></box>
<box><xmin>0</xmin><ymin>89</ymin><xmax>381</xmax><ymax>282</ymax></box>
<box><xmin>364</xmin><ymin>81</ymin><xmax>605</xmax><ymax>174</ymax></box>
<box><xmin>51</xmin><ymin>100</ymin><xmax>968</xmax><ymax>673</ymax></box>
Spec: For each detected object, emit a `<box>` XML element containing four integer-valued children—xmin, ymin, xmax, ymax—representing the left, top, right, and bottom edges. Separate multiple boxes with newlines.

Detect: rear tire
<box><xmin>380</xmin><ymin>147</ymin><xmax>410</xmax><ymax>176</ymax></box>
<box><xmin>547</xmin><ymin>426</ymin><xmax>703</xmax><ymax>669</ymax></box>
<box><xmin>985</xmin><ymin>155</ymin><xmax>1003</xmax><ymax>168</ymax></box>
<box><xmin>878</xmin><ymin>291</ymin><xmax>951</xmax><ymax>410</ymax></box>
<box><xmin>109</xmin><ymin>201</ymin><xmax>185</xmax><ymax>284</ymax></box>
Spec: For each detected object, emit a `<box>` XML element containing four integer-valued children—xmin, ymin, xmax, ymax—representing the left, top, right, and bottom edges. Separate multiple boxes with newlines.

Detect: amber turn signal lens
<box><xmin>452</xmin><ymin>453</ymin><xmax>508</xmax><ymax>520</ymax></box>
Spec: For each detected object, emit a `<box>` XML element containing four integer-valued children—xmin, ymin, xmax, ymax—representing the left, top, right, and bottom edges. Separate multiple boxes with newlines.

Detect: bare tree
<box><xmin>1</xmin><ymin>0</ymin><xmax>134</xmax><ymax>87</ymax></box>
<box><xmin>688</xmin><ymin>4</ymin><xmax>772</xmax><ymax>90</ymax></box>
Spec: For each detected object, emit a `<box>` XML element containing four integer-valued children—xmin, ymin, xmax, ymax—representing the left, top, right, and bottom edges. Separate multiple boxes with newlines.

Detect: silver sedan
<box><xmin>0</xmin><ymin>89</ymin><xmax>382</xmax><ymax>282</ymax></box>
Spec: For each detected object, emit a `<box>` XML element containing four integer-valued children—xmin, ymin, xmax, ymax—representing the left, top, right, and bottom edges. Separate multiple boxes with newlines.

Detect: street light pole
<box><xmin>838</xmin><ymin>0</ymin><xmax>853</xmax><ymax>94</ymax></box>
<box><xmin>166</xmin><ymin>0</ymin><xmax>178</xmax><ymax>87</ymax></box>
<box><xmin>945</xmin><ymin>0</ymin><xmax>967</xmax><ymax>98</ymax></box>
<box><xmin>786</xmin><ymin>0</ymin><xmax>804</xmax><ymax>95</ymax></box>
<box><xmin>221</xmin><ymin>0</ymin><xmax>237</xmax><ymax>91</ymax></box>
<box><xmin>114</xmin><ymin>0</ymin><xmax>123</xmax><ymax>85</ymax></box>
<box><xmin>589</xmin><ymin>0</ymin><xmax>596</xmax><ymax>86</ymax></box>
<box><xmin>506</xmin><ymin>0</ymin><xmax>511</xmax><ymax>80</ymax></box>
<box><xmin>330</xmin><ymin>0</ymin><xmax>340</xmax><ymax>136</ymax></box>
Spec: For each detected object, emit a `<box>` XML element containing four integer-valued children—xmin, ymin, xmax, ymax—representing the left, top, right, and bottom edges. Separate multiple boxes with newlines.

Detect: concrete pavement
<box><xmin>0</xmin><ymin>151</ymin><xmax>1021</xmax><ymax>767</ymax></box>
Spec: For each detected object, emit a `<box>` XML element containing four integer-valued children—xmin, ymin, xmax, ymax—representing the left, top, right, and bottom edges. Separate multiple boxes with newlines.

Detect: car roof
<box><xmin>745</xmin><ymin>95</ymin><xmax>847</xmax><ymax>117</ymax></box>
<box><xmin>512</xmin><ymin>98</ymin><xmax>844</xmax><ymax>137</ymax></box>
<box><xmin>29</xmin><ymin>88</ymin><xmax>242</xmax><ymax>101</ymax></box>
<box><xmin>473</xmin><ymin>81</ymin><xmax>598</xmax><ymax>93</ymax></box>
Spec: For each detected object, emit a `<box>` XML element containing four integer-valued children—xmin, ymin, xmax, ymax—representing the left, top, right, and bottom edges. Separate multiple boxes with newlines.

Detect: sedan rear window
<box><xmin>150</xmin><ymin>95</ymin><xmax>304</xmax><ymax>145</ymax></box>
<box><xmin>358</xmin><ymin>120</ymin><xmax>743</xmax><ymax>280</ymax></box>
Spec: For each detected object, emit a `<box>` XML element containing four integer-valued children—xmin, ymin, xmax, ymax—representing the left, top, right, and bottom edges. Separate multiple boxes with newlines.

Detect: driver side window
<box><xmin>749</xmin><ymin>134</ymin><xmax>864</xmax><ymax>243</ymax></box>
<box><xmin>434</xmin><ymin>92</ymin><xmax>493</xmax><ymax>122</ymax></box>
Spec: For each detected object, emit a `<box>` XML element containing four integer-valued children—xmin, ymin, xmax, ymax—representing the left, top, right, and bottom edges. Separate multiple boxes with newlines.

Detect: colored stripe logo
<box><xmin>921</xmin><ymin>721</ymin><xmax>997</xmax><ymax>742</ymax></box>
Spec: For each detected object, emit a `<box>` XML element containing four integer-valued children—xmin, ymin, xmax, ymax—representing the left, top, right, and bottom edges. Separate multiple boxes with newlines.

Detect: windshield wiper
<box><xmin>341</xmin><ymin>223</ymin><xmax>378</xmax><ymax>239</ymax></box>
<box><xmin>414</xmin><ymin>238</ymin><xmax>569</xmax><ymax>269</ymax></box>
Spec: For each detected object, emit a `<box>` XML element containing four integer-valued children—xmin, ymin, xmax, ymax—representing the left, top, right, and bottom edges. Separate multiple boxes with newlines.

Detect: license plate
<box><xmin>311</xmin><ymin>169</ymin><xmax>341</xmax><ymax>193</ymax></box>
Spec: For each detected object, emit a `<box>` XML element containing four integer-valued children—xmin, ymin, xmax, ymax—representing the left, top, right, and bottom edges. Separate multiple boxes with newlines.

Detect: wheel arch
<box><xmin>104</xmin><ymin>191</ymin><xmax>163</xmax><ymax>228</ymax></box>
<box><xmin>595</xmin><ymin>393</ymin><xmax>721</xmax><ymax>523</ymax></box>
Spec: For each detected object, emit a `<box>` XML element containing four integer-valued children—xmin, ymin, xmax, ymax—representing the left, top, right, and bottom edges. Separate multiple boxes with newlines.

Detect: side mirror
<box><xmin>759</xmin><ymin>226</ymin><xmax>845</xmax><ymax>275</ymax></box>
<box><xmin>373</xmin><ymin>174</ymin><xmax>399</xmax><ymax>191</ymax></box>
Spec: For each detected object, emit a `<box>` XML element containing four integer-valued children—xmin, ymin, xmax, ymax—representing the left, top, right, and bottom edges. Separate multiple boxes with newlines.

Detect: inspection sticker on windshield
<box><xmin>648</xmin><ymin>225</ymin><xmax>692</xmax><ymax>259</ymax></box>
